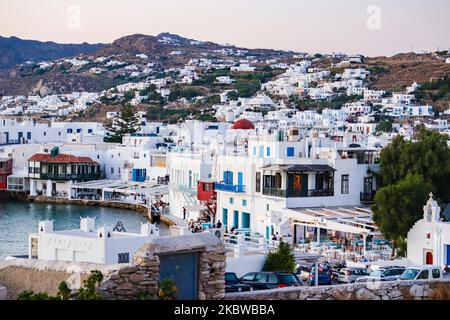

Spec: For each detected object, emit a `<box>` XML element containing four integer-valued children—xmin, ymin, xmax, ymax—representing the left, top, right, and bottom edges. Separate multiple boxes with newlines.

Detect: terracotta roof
<box><xmin>231</xmin><ymin>118</ymin><xmax>255</xmax><ymax>130</ymax></box>
<box><xmin>28</xmin><ymin>154</ymin><xmax>99</xmax><ymax>165</ymax></box>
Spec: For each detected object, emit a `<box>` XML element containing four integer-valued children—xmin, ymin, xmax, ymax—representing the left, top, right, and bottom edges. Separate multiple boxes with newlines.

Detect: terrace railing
<box><xmin>214</xmin><ymin>183</ymin><xmax>245</xmax><ymax>193</ymax></box>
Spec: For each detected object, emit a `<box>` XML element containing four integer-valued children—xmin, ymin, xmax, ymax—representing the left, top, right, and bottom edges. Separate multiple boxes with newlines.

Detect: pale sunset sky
<box><xmin>0</xmin><ymin>0</ymin><xmax>449</xmax><ymax>56</ymax></box>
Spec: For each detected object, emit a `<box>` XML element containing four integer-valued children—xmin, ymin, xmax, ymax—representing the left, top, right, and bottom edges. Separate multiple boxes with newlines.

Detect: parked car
<box><xmin>337</xmin><ymin>267</ymin><xmax>370</xmax><ymax>283</ymax></box>
<box><xmin>239</xmin><ymin>272</ymin><xmax>302</xmax><ymax>290</ymax></box>
<box><xmin>399</xmin><ymin>265</ymin><xmax>444</xmax><ymax>281</ymax></box>
<box><xmin>225</xmin><ymin>272</ymin><xmax>253</xmax><ymax>293</ymax></box>
<box><xmin>308</xmin><ymin>266</ymin><xmax>333</xmax><ymax>286</ymax></box>
<box><xmin>355</xmin><ymin>266</ymin><xmax>406</xmax><ymax>283</ymax></box>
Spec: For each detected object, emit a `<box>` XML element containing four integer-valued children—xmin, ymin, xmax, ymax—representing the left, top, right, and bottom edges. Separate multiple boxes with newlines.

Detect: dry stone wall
<box><xmin>226</xmin><ymin>280</ymin><xmax>450</xmax><ymax>300</ymax></box>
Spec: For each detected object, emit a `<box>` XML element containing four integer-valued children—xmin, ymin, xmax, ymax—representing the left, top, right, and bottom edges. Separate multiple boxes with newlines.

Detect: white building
<box><xmin>407</xmin><ymin>194</ymin><xmax>450</xmax><ymax>267</ymax></box>
<box><xmin>29</xmin><ymin>218</ymin><xmax>160</xmax><ymax>264</ymax></box>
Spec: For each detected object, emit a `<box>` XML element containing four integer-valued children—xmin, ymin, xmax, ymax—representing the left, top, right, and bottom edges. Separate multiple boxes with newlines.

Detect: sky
<box><xmin>0</xmin><ymin>0</ymin><xmax>449</xmax><ymax>56</ymax></box>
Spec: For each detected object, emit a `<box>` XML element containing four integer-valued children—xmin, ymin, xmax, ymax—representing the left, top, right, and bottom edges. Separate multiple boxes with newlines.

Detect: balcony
<box><xmin>40</xmin><ymin>173</ymin><xmax>102</xmax><ymax>181</ymax></box>
<box><xmin>262</xmin><ymin>187</ymin><xmax>287</xmax><ymax>197</ymax></box>
<box><xmin>307</xmin><ymin>189</ymin><xmax>334</xmax><ymax>197</ymax></box>
<box><xmin>262</xmin><ymin>187</ymin><xmax>334</xmax><ymax>198</ymax></box>
<box><xmin>179</xmin><ymin>185</ymin><xmax>198</xmax><ymax>197</ymax></box>
<box><xmin>214</xmin><ymin>182</ymin><xmax>245</xmax><ymax>193</ymax></box>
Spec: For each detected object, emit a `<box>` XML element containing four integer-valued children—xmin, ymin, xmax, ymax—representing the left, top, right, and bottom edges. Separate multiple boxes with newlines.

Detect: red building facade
<box><xmin>0</xmin><ymin>158</ymin><xmax>13</xmax><ymax>190</ymax></box>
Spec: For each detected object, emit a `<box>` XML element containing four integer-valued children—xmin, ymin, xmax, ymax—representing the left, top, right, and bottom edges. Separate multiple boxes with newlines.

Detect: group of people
<box><xmin>188</xmin><ymin>220</ymin><xmax>224</xmax><ymax>234</ymax></box>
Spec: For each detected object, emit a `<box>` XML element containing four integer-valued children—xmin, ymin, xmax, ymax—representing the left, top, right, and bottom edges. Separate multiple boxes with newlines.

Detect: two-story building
<box><xmin>28</xmin><ymin>147</ymin><xmax>101</xmax><ymax>197</ymax></box>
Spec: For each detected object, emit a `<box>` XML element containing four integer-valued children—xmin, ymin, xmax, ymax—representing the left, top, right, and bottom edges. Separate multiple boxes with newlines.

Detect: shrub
<box><xmin>262</xmin><ymin>242</ymin><xmax>296</xmax><ymax>273</ymax></box>
<box><xmin>158</xmin><ymin>278</ymin><xmax>178</xmax><ymax>300</ymax></box>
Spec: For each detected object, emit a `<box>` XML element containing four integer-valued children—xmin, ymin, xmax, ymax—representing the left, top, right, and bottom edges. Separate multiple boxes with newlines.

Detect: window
<box><xmin>67</xmin><ymin>129</ymin><xmax>73</xmax><ymax>134</ymax></box>
<box><xmin>27</xmin><ymin>132</ymin><xmax>31</xmax><ymax>140</ymax></box>
<box><xmin>432</xmin><ymin>269</ymin><xmax>441</xmax><ymax>279</ymax></box>
<box><xmin>77</xmin><ymin>128</ymin><xmax>82</xmax><ymax>133</ymax></box>
<box><xmin>417</xmin><ymin>270</ymin><xmax>429</xmax><ymax>280</ymax></box>
<box><xmin>88</xmin><ymin>129</ymin><xmax>93</xmax><ymax>133</ymax></box>
<box><xmin>259</xmin><ymin>146</ymin><xmax>264</xmax><ymax>158</ymax></box>
<box><xmin>111</xmin><ymin>167</ymin><xmax>114</xmax><ymax>174</ymax></box>
<box><xmin>229</xmin><ymin>197</ymin><xmax>234</xmax><ymax>204</ymax></box>
<box><xmin>287</xmin><ymin>147</ymin><xmax>295</xmax><ymax>157</ymax></box>
<box><xmin>118</xmin><ymin>253</ymin><xmax>130</xmax><ymax>264</ymax></box>
<box><xmin>266</xmin><ymin>147</ymin><xmax>271</xmax><ymax>157</ymax></box>
<box><xmin>252</xmin><ymin>146</ymin><xmax>256</xmax><ymax>156</ymax></box>
<box><xmin>255</xmin><ymin>172</ymin><xmax>261</xmax><ymax>192</ymax></box>
<box><xmin>242</xmin><ymin>199</ymin><xmax>247</xmax><ymax>206</ymax></box>
<box><xmin>254</xmin><ymin>274</ymin><xmax>267</xmax><ymax>283</ymax></box>
<box><xmin>267</xmin><ymin>274</ymin><xmax>278</xmax><ymax>284</ymax></box>
<box><xmin>241</xmin><ymin>273</ymin><xmax>255</xmax><ymax>281</ymax></box>
<box><xmin>341</xmin><ymin>175</ymin><xmax>349</xmax><ymax>194</ymax></box>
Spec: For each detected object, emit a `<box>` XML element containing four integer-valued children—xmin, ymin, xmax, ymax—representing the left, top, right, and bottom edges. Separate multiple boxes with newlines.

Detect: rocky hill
<box><xmin>0</xmin><ymin>36</ymin><xmax>106</xmax><ymax>71</ymax></box>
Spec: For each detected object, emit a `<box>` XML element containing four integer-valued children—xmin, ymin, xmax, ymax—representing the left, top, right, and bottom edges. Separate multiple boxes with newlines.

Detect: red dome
<box><xmin>231</xmin><ymin>119</ymin><xmax>255</xmax><ymax>130</ymax></box>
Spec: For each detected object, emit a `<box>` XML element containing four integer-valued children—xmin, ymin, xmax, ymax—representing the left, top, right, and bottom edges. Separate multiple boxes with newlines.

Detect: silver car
<box><xmin>338</xmin><ymin>267</ymin><xmax>369</xmax><ymax>283</ymax></box>
<box><xmin>355</xmin><ymin>266</ymin><xmax>406</xmax><ymax>283</ymax></box>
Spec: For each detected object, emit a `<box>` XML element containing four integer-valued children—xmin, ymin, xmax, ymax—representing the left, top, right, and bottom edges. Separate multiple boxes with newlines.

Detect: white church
<box><xmin>407</xmin><ymin>193</ymin><xmax>450</xmax><ymax>267</ymax></box>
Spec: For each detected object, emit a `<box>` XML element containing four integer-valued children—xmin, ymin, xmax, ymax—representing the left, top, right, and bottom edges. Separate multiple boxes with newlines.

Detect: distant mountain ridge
<box><xmin>0</xmin><ymin>36</ymin><xmax>106</xmax><ymax>70</ymax></box>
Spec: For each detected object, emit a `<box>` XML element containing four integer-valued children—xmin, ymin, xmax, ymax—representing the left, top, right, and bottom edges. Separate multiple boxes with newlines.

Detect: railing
<box><xmin>40</xmin><ymin>173</ymin><xmax>102</xmax><ymax>181</ymax></box>
<box><xmin>307</xmin><ymin>189</ymin><xmax>334</xmax><ymax>197</ymax></box>
<box><xmin>360</xmin><ymin>191</ymin><xmax>376</xmax><ymax>202</ymax></box>
<box><xmin>214</xmin><ymin>183</ymin><xmax>245</xmax><ymax>193</ymax></box>
<box><xmin>262</xmin><ymin>187</ymin><xmax>287</xmax><ymax>197</ymax></box>
<box><xmin>262</xmin><ymin>188</ymin><xmax>334</xmax><ymax>198</ymax></box>
<box><xmin>179</xmin><ymin>185</ymin><xmax>198</xmax><ymax>197</ymax></box>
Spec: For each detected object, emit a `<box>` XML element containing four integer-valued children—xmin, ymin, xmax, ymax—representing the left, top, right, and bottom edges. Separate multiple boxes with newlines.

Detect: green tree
<box><xmin>376</xmin><ymin>120</ymin><xmax>393</xmax><ymax>133</ymax></box>
<box><xmin>105</xmin><ymin>104</ymin><xmax>141</xmax><ymax>143</ymax></box>
<box><xmin>57</xmin><ymin>281</ymin><xmax>71</xmax><ymax>300</ymax></box>
<box><xmin>262</xmin><ymin>242</ymin><xmax>296</xmax><ymax>273</ymax></box>
<box><xmin>372</xmin><ymin>174</ymin><xmax>432</xmax><ymax>255</ymax></box>
<box><xmin>378</xmin><ymin>129</ymin><xmax>450</xmax><ymax>201</ymax></box>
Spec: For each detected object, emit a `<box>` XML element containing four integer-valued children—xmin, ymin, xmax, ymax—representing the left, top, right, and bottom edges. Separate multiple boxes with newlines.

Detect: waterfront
<box><xmin>0</xmin><ymin>201</ymin><xmax>168</xmax><ymax>260</ymax></box>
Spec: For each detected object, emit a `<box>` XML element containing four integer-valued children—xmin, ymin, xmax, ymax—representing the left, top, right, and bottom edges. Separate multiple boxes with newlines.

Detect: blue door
<box><xmin>447</xmin><ymin>245</ymin><xmax>450</xmax><ymax>265</ymax></box>
<box><xmin>222</xmin><ymin>208</ymin><xmax>228</xmax><ymax>226</ymax></box>
<box><xmin>266</xmin><ymin>226</ymin><xmax>270</xmax><ymax>240</ymax></box>
<box><xmin>233</xmin><ymin>211</ymin><xmax>239</xmax><ymax>228</ymax></box>
<box><xmin>242</xmin><ymin>212</ymin><xmax>250</xmax><ymax>229</ymax></box>
<box><xmin>159</xmin><ymin>252</ymin><xmax>199</xmax><ymax>300</ymax></box>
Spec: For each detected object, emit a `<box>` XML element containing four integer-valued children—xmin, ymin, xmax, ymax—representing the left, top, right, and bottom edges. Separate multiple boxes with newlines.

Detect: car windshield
<box><xmin>225</xmin><ymin>273</ymin><xmax>238</xmax><ymax>283</ymax></box>
<box><xmin>401</xmin><ymin>268</ymin><xmax>420</xmax><ymax>280</ymax></box>
<box><xmin>279</xmin><ymin>274</ymin><xmax>298</xmax><ymax>284</ymax></box>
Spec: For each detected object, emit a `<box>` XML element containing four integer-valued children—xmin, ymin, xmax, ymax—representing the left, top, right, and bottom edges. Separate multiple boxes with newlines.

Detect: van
<box><xmin>399</xmin><ymin>265</ymin><xmax>443</xmax><ymax>281</ymax></box>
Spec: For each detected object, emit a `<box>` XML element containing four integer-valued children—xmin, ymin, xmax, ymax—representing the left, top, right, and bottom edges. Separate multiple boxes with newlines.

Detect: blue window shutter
<box><xmin>237</xmin><ymin>172</ymin><xmax>243</xmax><ymax>186</ymax></box>
<box><xmin>253</xmin><ymin>147</ymin><xmax>256</xmax><ymax>156</ymax></box>
<box><xmin>229</xmin><ymin>172</ymin><xmax>233</xmax><ymax>185</ymax></box>
<box><xmin>223</xmin><ymin>171</ymin><xmax>227</xmax><ymax>183</ymax></box>
<box><xmin>259</xmin><ymin>146</ymin><xmax>264</xmax><ymax>158</ymax></box>
<box><xmin>267</xmin><ymin>147</ymin><xmax>271</xmax><ymax>157</ymax></box>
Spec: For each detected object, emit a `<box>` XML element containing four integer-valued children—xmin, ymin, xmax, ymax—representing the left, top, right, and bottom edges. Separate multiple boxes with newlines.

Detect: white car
<box><xmin>398</xmin><ymin>265</ymin><xmax>444</xmax><ymax>281</ymax></box>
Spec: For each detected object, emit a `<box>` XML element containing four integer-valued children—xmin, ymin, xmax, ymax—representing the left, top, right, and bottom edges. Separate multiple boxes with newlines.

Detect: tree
<box><xmin>262</xmin><ymin>242</ymin><xmax>296</xmax><ymax>273</ymax></box>
<box><xmin>372</xmin><ymin>174</ymin><xmax>432</xmax><ymax>255</ymax></box>
<box><xmin>376</xmin><ymin>120</ymin><xmax>393</xmax><ymax>133</ymax></box>
<box><xmin>377</xmin><ymin>128</ymin><xmax>450</xmax><ymax>201</ymax></box>
<box><xmin>105</xmin><ymin>104</ymin><xmax>141</xmax><ymax>143</ymax></box>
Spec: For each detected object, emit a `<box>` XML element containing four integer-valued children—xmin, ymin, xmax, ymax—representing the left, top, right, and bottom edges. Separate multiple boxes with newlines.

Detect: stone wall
<box><xmin>0</xmin><ymin>233</ymin><xmax>226</xmax><ymax>300</ymax></box>
<box><xmin>0</xmin><ymin>259</ymin><xmax>120</xmax><ymax>299</ymax></box>
<box><xmin>226</xmin><ymin>280</ymin><xmax>450</xmax><ymax>300</ymax></box>
<box><xmin>98</xmin><ymin>233</ymin><xmax>226</xmax><ymax>300</ymax></box>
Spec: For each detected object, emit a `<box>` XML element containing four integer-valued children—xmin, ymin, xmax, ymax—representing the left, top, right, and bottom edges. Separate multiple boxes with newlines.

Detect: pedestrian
<box><xmin>216</xmin><ymin>220</ymin><xmax>222</xmax><ymax>229</ymax></box>
<box><xmin>444</xmin><ymin>264</ymin><xmax>450</xmax><ymax>274</ymax></box>
<box><xmin>183</xmin><ymin>207</ymin><xmax>187</xmax><ymax>220</ymax></box>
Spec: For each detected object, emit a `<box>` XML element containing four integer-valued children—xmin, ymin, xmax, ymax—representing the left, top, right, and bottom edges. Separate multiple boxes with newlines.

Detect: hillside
<box><xmin>0</xmin><ymin>36</ymin><xmax>106</xmax><ymax>71</ymax></box>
